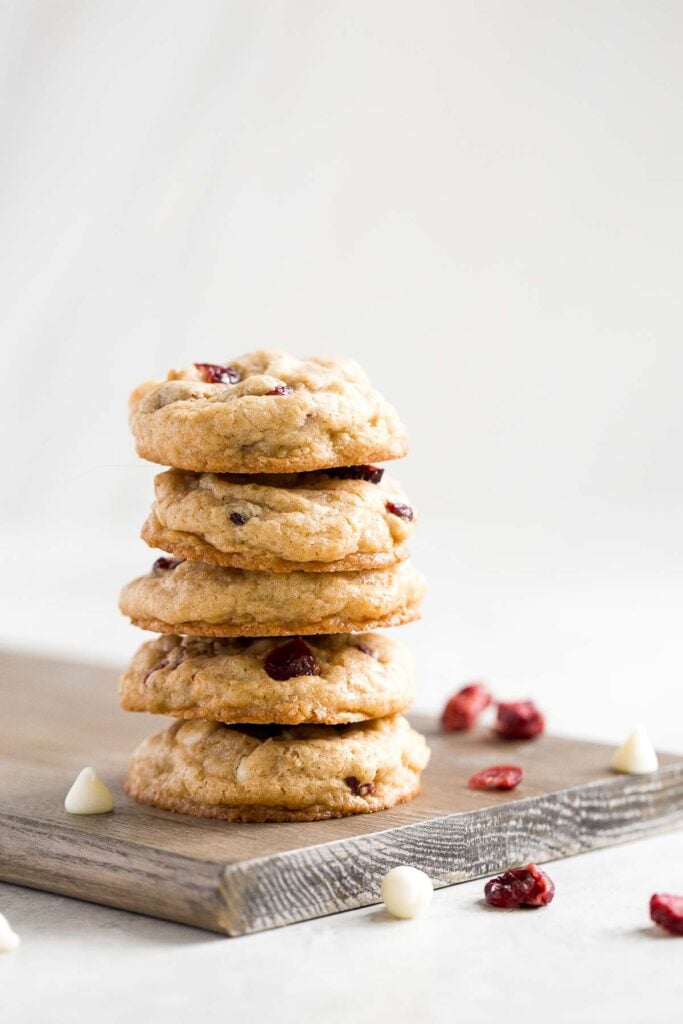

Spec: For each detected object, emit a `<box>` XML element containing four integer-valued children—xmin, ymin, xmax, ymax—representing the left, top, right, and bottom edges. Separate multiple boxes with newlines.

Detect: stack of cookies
<box><xmin>119</xmin><ymin>350</ymin><xmax>430</xmax><ymax>822</ymax></box>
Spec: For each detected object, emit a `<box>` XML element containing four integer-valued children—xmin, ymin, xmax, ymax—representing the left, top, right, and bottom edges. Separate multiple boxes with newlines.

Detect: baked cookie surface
<box><xmin>141</xmin><ymin>467</ymin><xmax>415</xmax><ymax>572</ymax></box>
<box><xmin>129</xmin><ymin>350</ymin><xmax>408</xmax><ymax>474</ymax></box>
<box><xmin>124</xmin><ymin>714</ymin><xmax>430</xmax><ymax>821</ymax></box>
<box><xmin>120</xmin><ymin>632</ymin><xmax>414</xmax><ymax>724</ymax></box>
<box><xmin>119</xmin><ymin>559</ymin><xmax>425</xmax><ymax>636</ymax></box>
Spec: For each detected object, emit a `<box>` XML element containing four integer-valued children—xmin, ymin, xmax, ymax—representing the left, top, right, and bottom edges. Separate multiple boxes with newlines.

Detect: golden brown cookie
<box><xmin>120</xmin><ymin>632</ymin><xmax>414</xmax><ymax>725</ymax></box>
<box><xmin>119</xmin><ymin>558</ymin><xmax>425</xmax><ymax>637</ymax></box>
<box><xmin>141</xmin><ymin>467</ymin><xmax>415</xmax><ymax>572</ymax></box>
<box><xmin>129</xmin><ymin>350</ymin><xmax>408</xmax><ymax>474</ymax></box>
<box><xmin>124</xmin><ymin>715</ymin><xmax>430</xmax><ymax>822</ymax></box>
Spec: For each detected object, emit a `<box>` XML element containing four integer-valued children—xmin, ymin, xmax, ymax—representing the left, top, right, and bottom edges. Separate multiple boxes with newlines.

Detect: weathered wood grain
<box><xmin>1</xmin><ymin>650</ymin><xmax>682</xmax><ymax>935</ymax></box>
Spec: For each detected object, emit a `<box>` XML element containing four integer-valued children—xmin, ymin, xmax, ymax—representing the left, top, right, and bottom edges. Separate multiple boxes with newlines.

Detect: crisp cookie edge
<box><xmin>133</xmin><ymin>437</ymin><xmax>408</xmax><ymax>474</ymax></box>
<box><xmin>123</xmin><ymin>604</ymin><xmax>422</xmax><ymax>637</ymax></box>
<box><xmin>123</xmin><ymin>776</ymin><xmax>422</xmax><ymax>822</ymax></box>
<box><xmin>141</xmin><ymin>515</ymin><xmax>410</xmax><ymax>573</ymax></box>
<box><xmin>119</xmin><ymin>695</ymin><xmax>413</xmax><ymax>726</ymax></box>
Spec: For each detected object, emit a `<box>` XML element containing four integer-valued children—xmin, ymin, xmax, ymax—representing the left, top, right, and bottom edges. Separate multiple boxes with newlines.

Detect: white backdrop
<box><xmin>1</xmin><ymin>1</ymin><xmax>682</xmax><ymax>746</ymax></box>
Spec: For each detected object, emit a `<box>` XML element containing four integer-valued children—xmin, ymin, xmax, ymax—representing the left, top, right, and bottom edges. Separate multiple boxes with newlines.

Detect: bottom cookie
<box><xmin>124</xmin><ymin>715</ymin><xmax>430</xmax><ymax>822</ymax></box>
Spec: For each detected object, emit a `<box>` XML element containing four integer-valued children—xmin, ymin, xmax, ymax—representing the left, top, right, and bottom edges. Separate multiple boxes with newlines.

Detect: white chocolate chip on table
<box><xmin>64</xmin><ymin>767</ymin><xmax>114</xmax><ymax>814</ymax></box>
<box><xmin>380</xmin><ymin>866</ymin><xmax>433</xmax><ymax>919</ymax></box>
<box><xmin>0</xmin><ymin>912</ymin><xmax>20</xmax><ymax>953</ymax></box>
<box><xmin>611</xmin><ymin>725</ymin><xmax>659</xmax><ymax>775</ymax></box>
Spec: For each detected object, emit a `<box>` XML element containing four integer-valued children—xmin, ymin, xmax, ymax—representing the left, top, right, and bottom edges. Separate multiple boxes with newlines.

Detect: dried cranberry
<box><xmin>468</xmin><ymin>765</ymin><xmax>524</xmax><ymax>791</ymax></box>
<box><xmin>485</xmin><ymin>869</ymin><xmax>536</xmax><ymax>908</ymax></box>
<box><xmin>264</xmin><ymin>638</ymin><xmax>319</xmax><ymax>681</ymax></box>
<box><xmin>194</xmin><ymin>362</ymin><xmax>240</xmax><ymax>384</ymax></box>
<box><xmin>496</xmin><ymin>701</ymin><xmax>545</xmax><ymax>740</ymax></box>
<box><xmin>485</xmin><ymin>863</ymin><xmax>555</xmax><ymax>908</ymax></box>
<box><xmin>442</xmin><ymin>683</ymin><xmax>493</xmax><ymax>731</ymax></box>
<box><xmin>345</xmin><ymin>776</ymin><xmax>375</xmax><ymax>797</ymax></box>
<box><xmin>385</xmin><ymin>501</ymin><xmax>414</xmax><ymax>520</ymax></box>
<box><xmin>143</xmin><ymin>656</ymin><xmax>171</xmax><ymax>685</ymax></box>
<box><xmin>355</xmin><ymin>642</ymin><xmax>378</xmax><ymax>658</ymax></box>
<box><xmin>326</xmin><ymin>465</ymin><xmax>385</xmax><ymax>484</ymax></box>
<box><xmin>229</xmin><ymin>511</ymin><xmax>248</xmax><ymax>525</ymax></box>
<box><xmin>265</xmin><ymin>384</ymin><xmax>293</xmax><ymax>396</ymax></box>
<box><xmin>152</xmin><ymin>557</ymin><xmax>184</xmax><ymax>572</ymax></box>
<box><xmin>650</xmin><ymin>894</ymin><xmax>683</xmax><ymax>935</ymax></box>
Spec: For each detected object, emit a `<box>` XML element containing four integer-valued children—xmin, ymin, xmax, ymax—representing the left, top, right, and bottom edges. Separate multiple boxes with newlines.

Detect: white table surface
<box><xmin>2</xmin><ymin>831</ymin><xmax>683</xmax><ymax>1024</ymax></box>
<box><xmin>2</xmin><ymin>525</ymin><xmax>683</xmax><ymax>1022</ymax></box>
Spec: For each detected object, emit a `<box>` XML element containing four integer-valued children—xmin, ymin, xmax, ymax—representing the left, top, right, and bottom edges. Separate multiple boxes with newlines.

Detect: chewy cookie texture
<box><xmin>124</xmin><ymin>715</ymin><xmax>430</xmax><ymax>822</ymax></box>
<box><xmin>141</xmin><ymin>467</ymin><xmax>414</xmax><ymax>572</ymax></box>
<box><xmin>120</xmin><ymin>348</ymin><xmax>429</xmax><ymax>823</ymax></box>
<box><xmin>129</xmin><ymin>350</ymin><xmax>408</xmax><ymax>474</ymax></box>
<box><xmin>120</xmin><ymin>632</ymin><xmax>414</xmax><ymax>725</ymax></box>
<box><xmin>119</xmin><ymin>558</ymin><xmax>425</xmax><ymax>637</ymax></box>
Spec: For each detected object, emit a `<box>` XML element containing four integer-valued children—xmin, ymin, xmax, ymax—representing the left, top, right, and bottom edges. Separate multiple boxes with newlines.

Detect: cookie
<box><xmin>124</xmin><ymin>715</ymin><xmax>430</xmax><ymax>821</ymax></box>
<box><xmin>120</xmin><ymin>632</ymin><xmax>414</xmax><ymax>725</ymax></box>
<box><xmin>141</xmin><ymin>468</ymin><xmax>415</xmax><ymax>572</ymax></box>
<box><xmin>129</xmin><ymin>350</ymin><xmax>408</xmax><ymax>473</ymax></box>
<box><xmin>119</xmin><ymin>559</ymin><xmax>425</xmax><ymax>636</ymax></box>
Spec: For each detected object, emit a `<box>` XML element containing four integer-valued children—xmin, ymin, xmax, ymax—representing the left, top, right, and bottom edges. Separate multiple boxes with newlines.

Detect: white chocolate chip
<box><xmin>380</xmin><ymin>866</ymin><xmax>433</xmax><ymax>919</ymax></box>
<box><xmin>0</xmin><ymin>912</ymin><xmax>20</xmax><ymax>953</ymax></box>
<box><xmin>611</xmin><ymin>724</ymin><xmax>659</xmax><ymax>775</ymax></box>
<box><xmin>64</xmin><ymin>767</ymin><xmax>114</xmax><ymax>814</ymax></box>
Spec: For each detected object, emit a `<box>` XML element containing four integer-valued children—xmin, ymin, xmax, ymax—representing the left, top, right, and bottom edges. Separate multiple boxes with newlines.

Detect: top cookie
<box><xmin>129</xmin><ymin>350</ymin><xmax>408</xmax><ymax>473</ymax></box>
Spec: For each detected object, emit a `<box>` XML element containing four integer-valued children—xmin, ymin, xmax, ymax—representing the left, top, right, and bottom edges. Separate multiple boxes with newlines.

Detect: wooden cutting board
<box><xmin>1</xmin><ymin>649</ymin><xmax>682</xmax><ymax>936</ymax></box>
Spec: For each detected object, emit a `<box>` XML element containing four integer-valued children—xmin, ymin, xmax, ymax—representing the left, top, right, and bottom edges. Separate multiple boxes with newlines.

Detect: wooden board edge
<box><xmin>217</xmin><ymin>764</ymin><xmax>683</xmax><ymax>935</ymax></box>
<box><xmin>0</xmin><ymin>812</ymin><xmax>227</xmax><ymax>934</ymax></box>
<box><xmin>2</xmin><ymin>765</ymin><xmax>683</xmax><ymax>937</ymax></box>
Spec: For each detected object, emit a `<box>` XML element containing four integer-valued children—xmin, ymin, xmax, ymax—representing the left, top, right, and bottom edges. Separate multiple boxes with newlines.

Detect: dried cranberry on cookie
<box><xmin>129</xmin><ymin>350</ymin><xmax>408</xmax><ymax>473</ymax></box>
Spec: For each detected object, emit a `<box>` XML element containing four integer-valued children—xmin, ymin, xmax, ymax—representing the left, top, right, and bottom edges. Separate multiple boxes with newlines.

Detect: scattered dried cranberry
<box><xmin>468</xmin><ymin>765</ymin><xmax>524</xmax><ymax>791</ymax></box>
<box><xmin>229</xmin><ymin>511</ymin><xmax>248</xmax><ymax>525</ymax></box>
<box><xmin>355</xmin><ymin>642</ymin><xmax>378</xmax><ymax>658</ymax></box>
<box><xmin>485</xmin><ymin>863</ymin><xmax>555</xmax><ymax>908</ymax></box>
<box><xmin>265</xmin><ymin>384</ymin><xmax>294</xmax><ymax>396</ymax></box>
<box><xmin>152</xmin><ymin>557</ymin><xmax>184</xmax><ymax>572</ymax></box>
<box><xmin>385</xmin><ymin>501</ymin><xmax>414</xmax><ymax>520</ymax></box>
<box><xmin>194</xmin><ymin>362</ymin><xmax>239</xmax><ymax>384</ymax></box>
<box><xmin>345</xmin><ymin>776</ymin><xmax>375</xmax><ymax>797</ymax></box>
<box><xmin>442</xmin><ymin>683</ymin><xmax>493</xmax><ymax>731</ymax></box>
<box><xmin>264</xmin><ymin>638</ymin><xmax>319</xmax><ymax>681</ymax></box>
<box><xmin>496</xmin><ymin>701</ymin><xmax>545</xmax><ymax>740</ymax></box>
<box><xmin>326</xmin><ymin>465</ymin><xmax>385</xmax><ymax>484</ymax></box>
<box><xmin>650</xmin><ymin>894</ymin><xmax>683</xmax><ymax>935</ymax></box>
